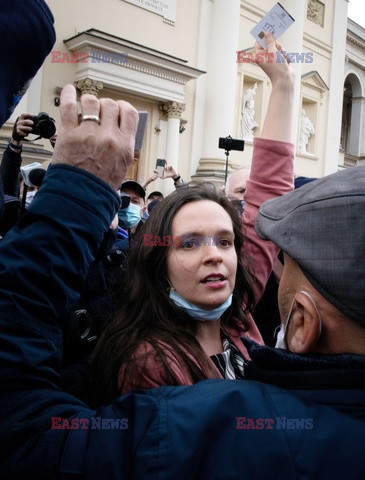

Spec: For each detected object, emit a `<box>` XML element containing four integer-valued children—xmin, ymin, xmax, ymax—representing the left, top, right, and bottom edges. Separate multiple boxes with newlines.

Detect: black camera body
<box><xmin>218</xmin><ymin>136</ymin><xmax>245</xmax><ymax>152</ymax></box>
<box><xmin>219</xmin><ymin>136</ymin><xmax>245</xmax><ymax>185</ymax></box>
<box><xmin>30</xmin><ymin>112</ymin><xmax>56</xmax><ymax>139</ymax></box>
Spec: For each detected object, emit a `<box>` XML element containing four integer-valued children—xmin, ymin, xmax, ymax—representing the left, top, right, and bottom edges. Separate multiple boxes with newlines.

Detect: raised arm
<box><xmin>258</xmin><ymin>32</ymin><xmax>294</xmax><ymax>142</ymax></box>
<box><xmin>0</xmin><ymin>85</ymin><xmax>138</xmax><ymax>478</ymax></box>
<box><xmin>243</xmin><ymin>32</ymin><xmax>295</xmax><ymax>304</ymax></box>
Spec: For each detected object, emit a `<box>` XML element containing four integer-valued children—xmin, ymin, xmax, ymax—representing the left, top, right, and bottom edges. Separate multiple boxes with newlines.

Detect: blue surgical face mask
<box><xmin>118</xmin><ymin>202</ymin><xmax>141</xmax><ymax>229</ymax></box>
<box><xmin>169</xmin><ymin>287</ymin><xmax>233</xmax><ymax>321</ymax></box>
<box><xmin>275</xmin><ymin>290</ymin><xmax>322</xmax><ymax>349</ymax></box>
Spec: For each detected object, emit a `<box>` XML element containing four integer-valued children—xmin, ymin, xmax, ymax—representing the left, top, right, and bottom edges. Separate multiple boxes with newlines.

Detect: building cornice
<box><xmin>63</xmin><ymin>29</ymin><xmax>205</xmax><ymax>102</ymax></box>
<box><xmin>347</xmin><ymin>33</ymin><xmax>365</xmax><ymax>52</ymax></box>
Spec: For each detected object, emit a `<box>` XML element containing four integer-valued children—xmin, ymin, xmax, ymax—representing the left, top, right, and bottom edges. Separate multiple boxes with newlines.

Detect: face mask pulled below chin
<box><xmin>275</xmin><ymin>290</ymin><xmax>322</xmax><ymax>350</ymax></box>
<box><xmin>169</xmin><ymin>287</ymin><xmax>232</xmax><ymax>321</ymax></box>
<box><xmin>118</xmin><ymin>202</ymin><xmax>141</xmax><ymax>229</ymax></box>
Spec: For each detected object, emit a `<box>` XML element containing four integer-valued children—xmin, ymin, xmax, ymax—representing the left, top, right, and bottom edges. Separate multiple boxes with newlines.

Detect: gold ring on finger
<box><xmin>81</xmin><ymin>115</ymin><xmax>100</xmax><ymax>124</ymax></box>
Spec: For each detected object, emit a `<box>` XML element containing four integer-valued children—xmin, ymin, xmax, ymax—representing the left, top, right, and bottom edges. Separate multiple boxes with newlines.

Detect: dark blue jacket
<box><xmin>0</xmin><ymin>165</ymin><xmax>364</xmax><ymax>480</ymax></box>
<box><xmin>0</xmin><ymin>0</ymin><xmax>55</xmax><ymax>127</ymax></box>
<box><xmin>0</xmin><ymin>145</ymin><xmax>22</xmax><ymax>236</ymax></box>
<box><xmin>0</xmin><ymin>0</ymin><xmax>55</xmax><ymax>229</ymax></box>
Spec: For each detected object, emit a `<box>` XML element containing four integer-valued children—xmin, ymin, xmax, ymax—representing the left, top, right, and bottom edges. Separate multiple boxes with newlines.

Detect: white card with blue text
<box><xmin>250</xmin><ymin>2</ymin><xmax>295</xmax><ymax>49</ymax></box>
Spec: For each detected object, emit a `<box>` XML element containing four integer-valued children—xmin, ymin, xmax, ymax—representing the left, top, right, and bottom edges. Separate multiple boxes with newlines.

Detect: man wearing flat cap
<box><xmin>242</xmin><ymin>165</ymin><xmax>365</xmax><ymax>387</ymax></box>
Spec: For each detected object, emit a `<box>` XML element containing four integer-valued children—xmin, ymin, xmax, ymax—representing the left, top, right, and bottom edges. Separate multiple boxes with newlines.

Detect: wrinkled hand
<box><xmin>52</xmin><ymin>84</ymin><xmax>138</xmax><ymax>190</ymax></box>
<box><xmin>254</xmin><ymin>31</ymin><xmax>294</xmax><ymax>88</ymax></box>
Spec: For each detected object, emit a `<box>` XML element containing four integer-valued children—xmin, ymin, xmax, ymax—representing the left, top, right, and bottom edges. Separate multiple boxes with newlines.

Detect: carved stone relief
<box><xmin>307</xmin><ymin>0</ymin><xmax>325</xmax><ymax>27</ymax></box>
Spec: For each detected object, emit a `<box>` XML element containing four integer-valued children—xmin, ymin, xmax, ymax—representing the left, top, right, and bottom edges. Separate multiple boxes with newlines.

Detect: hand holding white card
<box><xmin>250</xmin><ymin>2</ymin><xmax>295</xmax><ymax>49</ymax></box>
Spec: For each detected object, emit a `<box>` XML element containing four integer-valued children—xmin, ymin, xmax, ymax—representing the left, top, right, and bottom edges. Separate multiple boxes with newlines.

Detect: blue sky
<box><xmin>348</xmin><ymin>0</ymin><xmax>365</xmax><ymax>28</ymax></box>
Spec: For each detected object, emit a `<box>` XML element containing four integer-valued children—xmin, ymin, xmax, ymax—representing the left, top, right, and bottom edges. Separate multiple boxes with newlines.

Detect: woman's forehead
<box><xmin>171</xmin><ymin>200</ymin><xmax>234</xmax><ymax>234</ymax></box>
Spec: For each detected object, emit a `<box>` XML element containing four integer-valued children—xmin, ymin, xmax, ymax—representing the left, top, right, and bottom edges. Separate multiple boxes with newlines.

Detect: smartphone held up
<box><xmin>156</xmin><ymin>159</ymin><xmax>166</xmax><ymax>178</ymax></box>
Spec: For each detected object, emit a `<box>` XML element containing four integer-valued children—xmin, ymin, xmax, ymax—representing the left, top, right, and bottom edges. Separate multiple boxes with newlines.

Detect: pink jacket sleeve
<box><xmin>243</xmin><ymin>137</ymin><xmax>294</xmax><ymax>305</ymax></box>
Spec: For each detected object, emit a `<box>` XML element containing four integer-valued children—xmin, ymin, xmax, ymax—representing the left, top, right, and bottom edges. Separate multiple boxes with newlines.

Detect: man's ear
<box><xmin>287</xmin><ymin>291</ymin><xmax>321</xmax><ymax>354</ymax></box>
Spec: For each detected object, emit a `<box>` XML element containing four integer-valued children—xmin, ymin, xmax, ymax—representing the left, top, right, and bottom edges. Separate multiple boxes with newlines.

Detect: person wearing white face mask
<box><xmin>274</xmin><ymin>290</ymin><xmax>322</xmax><ymax>350</ymax></box>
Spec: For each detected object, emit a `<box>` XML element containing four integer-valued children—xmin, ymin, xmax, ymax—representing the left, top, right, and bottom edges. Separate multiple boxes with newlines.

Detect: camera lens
<box><xmin>37</xmin><ymin>118</ymin><xmax>56</xmax><ymax>138</ymax></box>
<box><xmin>33</xmin><ymin>113</ymin><xmax>56</xmax><ymax>139</ymax></box>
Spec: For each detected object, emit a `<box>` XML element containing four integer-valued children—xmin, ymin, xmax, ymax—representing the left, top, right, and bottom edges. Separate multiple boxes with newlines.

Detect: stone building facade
<box><xmin>1</xmin><ymin>0</ymin><xmax>359</xmax><ymax>195</ymax></box>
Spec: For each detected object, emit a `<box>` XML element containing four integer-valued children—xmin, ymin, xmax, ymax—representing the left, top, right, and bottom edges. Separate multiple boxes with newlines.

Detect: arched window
<box><xmin>341</xmin><ymin>73</ymin><xmax>363</xmax><ymax>162</ymax></box>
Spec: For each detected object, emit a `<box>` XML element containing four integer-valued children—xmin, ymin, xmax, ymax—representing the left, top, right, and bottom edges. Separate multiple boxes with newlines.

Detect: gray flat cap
<box><xmin>255</xmin><ymin>166</ymin><xmax>365</xmax><ymax>326</ymax></box>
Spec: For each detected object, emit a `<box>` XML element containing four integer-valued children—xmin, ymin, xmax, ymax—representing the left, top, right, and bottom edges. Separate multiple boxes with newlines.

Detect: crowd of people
<box><xmin>0</xmin><ymin>1</ymin><xmax>364</xmax><ymax>479</ymax></box>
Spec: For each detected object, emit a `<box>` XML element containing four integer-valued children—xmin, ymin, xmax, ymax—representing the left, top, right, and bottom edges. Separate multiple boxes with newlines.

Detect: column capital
<box><xmin>75</xmin><ymin>78</ymin><xmax>104</xmax><ymax>97</ymax></box>
<box><xmin>160</xmin><ymin>101</ymin><xmax>186</xmax><ymax>119</ymax></box>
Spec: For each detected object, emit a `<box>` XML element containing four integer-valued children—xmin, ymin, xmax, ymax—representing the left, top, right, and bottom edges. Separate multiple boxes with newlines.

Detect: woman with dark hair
<box><xmin>87</xmin><ymin>32</ymin><xmax>295</xmax><ymax>405</ymax></box>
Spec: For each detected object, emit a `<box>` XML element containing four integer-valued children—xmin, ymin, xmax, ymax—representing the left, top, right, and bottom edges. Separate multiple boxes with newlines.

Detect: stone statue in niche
<box><xmin>240</xmin><ymin>83</ymin><xmax>258</xmax><ymax>140</ymax></box>
<box><xmin>299</xmin><ymin>109</ymin><xmax>315</xmax><ymax>154</ymax></box>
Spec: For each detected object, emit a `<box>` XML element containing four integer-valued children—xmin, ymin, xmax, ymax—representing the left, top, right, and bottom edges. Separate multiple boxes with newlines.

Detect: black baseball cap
<box><xmin>120</xmin><ymin>180</ymin><xmax>145</xmax><ymax>200</ymax></box>
<box><xmin>255</xmin><ymin>166</ymin><xmax>365</xmax><ymax>326</ymax></box>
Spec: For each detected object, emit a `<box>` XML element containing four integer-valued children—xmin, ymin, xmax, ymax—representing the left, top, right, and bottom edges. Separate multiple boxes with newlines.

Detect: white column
<box><xmin>324</xmin><ymin>0</ymin><xmax>349</xmax><ymax>175</ymax></box>
<box><xmin>201</xmin><ymin>0</ymin><xmax>241</xmax><ymax>160</ymax></box>
<box><xmin>166</xmin><ymin>116</ymin><xmax>180</xmax><ymax>169</ymax></box>
<box><xmin>164</xmin><ymin>101</ymin><xmax>185</xmax><ymax>171</ymax></box>
<box><xmin>190</xmin><ymin>0</ymin><xmax>213</xmax><ymax>176</ymax></box>
<box><xmin>157</xmin><ymin>101</ymin><xmax>185</xmax><ymax>195</ymax></box>
<box><xmin>348</xmin><ymin>96</ymin><xmax>364</xmax><ymax>156</ymax></box>
<box><xmin>280</xmin><ymin>0</ymin><xmax>306</xmax><ymax>145</ymax></box>
<box><xmin>361</xmin><ymin>97</ymin><xmax>365</xmax><ymax>157</ymax></box>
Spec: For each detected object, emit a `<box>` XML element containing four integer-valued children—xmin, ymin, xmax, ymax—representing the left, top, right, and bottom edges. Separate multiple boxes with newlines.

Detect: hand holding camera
<box><xmin>11</xmin><ymin>113</ymin><xmax>34</xmax><ymax>142</ymax></box>
<box><xmin>12</xmin><ymin>112</ymin><xmax>56</xmax><ymax>142</ymax></box>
